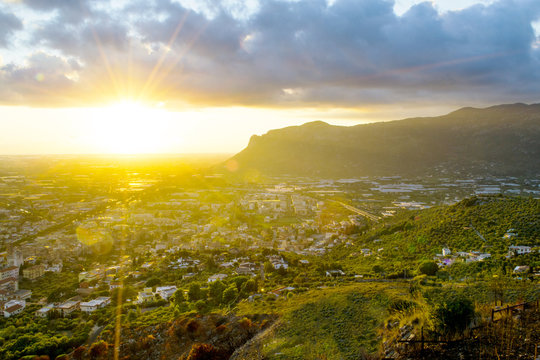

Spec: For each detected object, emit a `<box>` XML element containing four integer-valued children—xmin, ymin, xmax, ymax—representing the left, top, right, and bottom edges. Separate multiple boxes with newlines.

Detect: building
<box><xmin>136</xmin><ymin>288</ymin><xmax>155</xmax><ymax>304</ymax></box>
<box><xmin>508</xmin><ymin>245</ymin><xmax>532</xmax><ymax>256</ymax></box>
<box><xmin>4</xmin><ymin>300</ymin><xmax>25</xmax><ymax>318</ymax></box>
<box><xmin>207</xmin><ymin>274</ymin><xmax>228</xmax><ymax>283</ymax></box>
<box><xmin>80</xmin><ymin>297</ymin><xmax>111</xmax><ymax>313</ymax></box>
<box><xmin>514</xmin><ymin>265</ymin><xmax>530</xmax><ymax>274</ymax></box>
<box><xmin>326</xmin><ymin>270</ymin><xmax>345</xmax><ymax>277</ymax></box>
<box><xmin>0</xmin><ymin>277</ymin><xmax>18</xmax><ymax>292</ymax></box>
<box><xmin>7</xmin><ymin>247</ymin><xmax>23</xmax><ymax>268</ymax></box>
<box><xmin>109</xmin><ymin>281</ymin><xmax>122</xmax><ymax>290</ymax></box>
<box><xmin>78</xmin><ymin>269</ymin><xmax>103</xmax><ymax>282</ymax></box>
<box><xmin>46</xmin><ymin>261</ymin><xmax>63</xmax><ymax>273</ymax></box>
<box><xmin>35</xmin><ymin>304</ymin><xmax>55</xmax><ymax>318</ymax></box>
<box><xmin>156</xmin><ymin>286</ymin><xmax>177</xmax><ymax>300</ymax></box>
<box><xmin>442</xmin><ymin>248</ymin><xmax>451</xmax><ymax>256</ymax></box>
<box><xmin>23</xmin><ymin>264</ymin><xmax>45</xmax><ymax>280</ymax></box>
<box><xmin>0</xmin><ymin>266</ymin><xmax>19</xmax><ymax>280</ymax></box>
<box><xmin>14</xmin><ymin>289</ymin><xmax>32</xmax><ymax>300</ymax></box>
<box><xmin>57</xmin><ymin>300</ymin><xmax>80</xmax><ymax>317</ymax></box>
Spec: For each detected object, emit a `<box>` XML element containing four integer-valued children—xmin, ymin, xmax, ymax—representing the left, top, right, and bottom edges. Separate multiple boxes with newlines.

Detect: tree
<box><xmin>243</xmin><ymin>278</ymin><xmax>257</xmax><ymax>293</ymax></box>
<box><xmin>209</xmin><ymin>280</ymin><xmax>226</xmax><ymax>304</ymax></box>
<box><xmin>206</xmin><ymin>256</ymin><xmax>218</xmax><ymax>271</ymax></box>
<box><xmin>89</xmin><ymin>340</ymin><xmax>109</xmax><ymax>359</ymax></box>
<box><xmin>188</xmin><ymin>283</ymin><xmax>202</xmax><ymax>301</ymax></box>
<box><xmin>145</xmin><ymin>277</ymin><xmax>161</xmax><ymax>288</ymax></box>
<box><xmin>222</xmin><ymin>285</ymin><xmax>238</xmax><ymax>304</ymax></box>
<box><xmin>434</xmin><ymin>295</ymin><xmax>475</xmax><ymax>336</ymax></box>
<box><xmin>194</xmin><ymin>300</ymin><xmax>207</xmax><ymax>313</ymax></box>
<box><xmin>173</xmin><ymin>289</ymin><xmax>186</xmax><ymax>306</ymax></box>
<box><xmin>418</xmin><ymin>261</ymin><xmax>439</xmax><ymax>276</ymax></box>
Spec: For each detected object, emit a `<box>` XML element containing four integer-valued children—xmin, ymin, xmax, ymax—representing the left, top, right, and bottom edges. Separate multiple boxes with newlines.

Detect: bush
<box><xmin>433</xmin><ymin>295</ymin><xmax>475</xmax><ymax>336</ymax></box>
<box><xmin>186</xmin><ymin>343</ymin><xmax>226</xmax><ymax>360</ymax></box>
<box><xmin>222</xmin><ymin>286</ymin><xmax>238</xmax><ymax>304</ymax></box>
<box><xmin>418</xmin><ymin>261</ymin><xmax>439</xmax><ymax>276</ymax></box>
<box><xmin>89</xmin><ymin>340</ymin><xmax>108</xmax><ymax>359</ymax></box>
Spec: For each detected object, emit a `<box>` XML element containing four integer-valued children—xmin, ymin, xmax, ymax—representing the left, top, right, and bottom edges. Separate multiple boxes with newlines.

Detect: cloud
<box><xmin>0</xmin><ymin>9</ymin><xmax>22</xmax><ymax>47</ymax></box>
<box><xmin>1</xmin><ymin>0</ymin><xmax>540</xmax><ymax>109</ymax></box>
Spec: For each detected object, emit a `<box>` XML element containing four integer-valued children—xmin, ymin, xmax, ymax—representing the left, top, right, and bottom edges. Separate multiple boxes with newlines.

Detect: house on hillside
<box><xmin>513</xmin><ymin>265</ymin><xmax>530</xmax><ymax>274</ymax></box>
<box><xmin>35</xmin><ymin>304</ymin><xmax>55</xmax><ymax>318</ymax></box>
<box><xmin>57</xmin><ymin>300</ymin><xmax>80</xmax><ymax>317</ymax></box>
<box><xmin>207</xmin><ymin>274</ymin><xmax>228</xmax><ymax>283</ymax></box>
<box><xmin>0</xmin><ymin>266</ymin><xmax>19</xmax><ymax>280</ymax></box>
<box><xmin>80</xmin><ymin>297</ymin><xmax>111</xmax><ymax>313</ymax></box>
<box><xmin>508</xmin><ymin>245</ymin><xmax>532</xmax><ymax>256</ymax></box>
<box><xmin>156</xmin><ymin>286</ymin><xmax>177</xmax><ymax>300</ymax></box>
<box><xmin>326</xmin><ymin>270</ymin><xmax>345</xmax><ymax>277</ymax></box>
<box><xmin>23</xmin><ymin>264</ymin><xmax>46</xmax><ymax>280</ymax></box>
<box><xmin>3</xmin><ymin>300</ymin><xmax>25</xmax><ymax>318</ymax></box>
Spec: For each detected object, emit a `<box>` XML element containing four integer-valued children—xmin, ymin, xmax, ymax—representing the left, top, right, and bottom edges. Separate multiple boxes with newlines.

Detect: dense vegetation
<box><xmin>333</xmin><ymin>196</ymin><xmax>540</xmax><ymax>278</ymax></box>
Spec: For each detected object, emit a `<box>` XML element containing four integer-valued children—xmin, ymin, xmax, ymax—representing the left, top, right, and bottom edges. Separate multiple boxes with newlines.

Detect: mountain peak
<box><xmin>301</xmin><ymin>120</ymin><xmax>331</xmax><ymax>127</ymax></box>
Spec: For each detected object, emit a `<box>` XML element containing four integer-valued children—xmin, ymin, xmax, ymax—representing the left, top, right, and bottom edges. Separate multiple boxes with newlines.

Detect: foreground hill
<box><xmin>223</xmin><ymin>103</ymin><xmax>540</xmax><ymax>177</ymax></box>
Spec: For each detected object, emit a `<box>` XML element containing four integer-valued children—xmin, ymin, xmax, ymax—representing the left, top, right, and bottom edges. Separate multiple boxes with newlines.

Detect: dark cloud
<box><xmin>0</xmin><ymin>9</ymin><xmax>22</xmax><ymax>47</ymax></box>
<box><xmin>1</xmin><ymin>0</ymin><xmax>540</xmax><ymax>108</ymax></box>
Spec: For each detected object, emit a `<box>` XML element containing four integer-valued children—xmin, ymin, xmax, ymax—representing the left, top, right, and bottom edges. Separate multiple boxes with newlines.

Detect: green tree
<box><xmin>243</xmin><ymin>278</ymin><xmax>258</xmax><ymax>293</ymax></box>
<box><xmin>418</xmin><ymin>261</ymin><xmax>439</xmax><ymax>276</ymax></box>
<box><xmin>434</xmin><ymin>295</ymin><xmax>475</xmax><ymax>336</ymax></box>
<box><xmin>173</xmin><ymin>289</ymin><xmax>186</xmax><ymax>306</ymax></box>
<box><xmin>145</xmin><ymin>277</ymin><xmax>161</xmax><ymax>288</ymax></box>
<box><xmin>222</xmin><ymin>286</ymin><xmax>238</xmax><ymax>304</ymax></box>
<box><xmin>188</xmin><ymin>283</ymin><xmax>202</xmax><ymax>301</ymax></box>
<box><xmin>209</xmin><ymin>281</ymin><xmax>226</xmax><ymax>304</ymax></box>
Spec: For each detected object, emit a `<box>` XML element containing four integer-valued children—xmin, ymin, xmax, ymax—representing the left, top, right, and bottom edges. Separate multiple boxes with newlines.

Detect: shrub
<box><xmin>89</xmin><ymin>340</ymin><xmax>108</xmax><ymax>359</ymax></box>
<box><xmin>418</xmin><ymin>261</ymin><xmax>439</xmax><ymax>276</ymax></box>
<box><xmin>186</xmin><ymin>343</ymin><xmax>226</xmax><ymax>360</ymax></box>
<box><xmin>433</xmin><ymin>295</ymin><xmax>475</xmax><ymax>336</ymax></box>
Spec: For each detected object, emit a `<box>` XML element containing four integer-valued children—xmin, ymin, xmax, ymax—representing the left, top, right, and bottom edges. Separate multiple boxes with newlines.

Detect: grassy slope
<box><xmin>237</xmin><ymin>282</ymin><xmax>410</xmax><ymax>359</ymax></box>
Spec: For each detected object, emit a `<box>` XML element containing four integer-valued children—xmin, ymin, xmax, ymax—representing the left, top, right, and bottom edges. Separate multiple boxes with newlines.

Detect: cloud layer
<box><xmin>0</xmin><ymin>0</ymin><xmax>539</xmax><ymax>109</ymax></box>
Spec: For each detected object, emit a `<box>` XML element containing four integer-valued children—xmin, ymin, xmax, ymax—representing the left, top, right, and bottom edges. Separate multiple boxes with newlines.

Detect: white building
<box><xmin>156</xmin><ymin>286</ymin><xmax>177</xmax><ymax>300</ymax></box>
<box><xmin>442</xmin><ymin>248</ymin><xmax>451</xmax><ymax>256</ymax></box>
<box><xmin>0</xmin><ymin>266</ymin><xmax>19</xmax><ymax>281</ymax></box>
<box><xmin>508</xmin><ymin>245</ymin><xmax>532</xmax><ymax>255</ymax></box>
<box><xmin>136</xmin><ymin>288</ymin><xmax>155</xmax><ymax>304</ymax></box>
<box><xmin>4</xmin><ymin>299</ymin><xmax>25</xmax><ymax>318</ymax></box>
<box><xmin>207</xmin><ymin>274</ymin><xmax>228</xmax><ymax>283</ymax></box>
<box><xmin>35</xmin><ymin>304</ymin><xmax>55</xmax><ymax>318</ymax></box>
<box><xmin>57</xmin><ymin>300</ymin><xmax>80</xmax><ymax>317</ymax></box>
<box><xmin>80</xmin><ymin>297</ymin><xmax>111</xmax><ymax>313</ymax></box>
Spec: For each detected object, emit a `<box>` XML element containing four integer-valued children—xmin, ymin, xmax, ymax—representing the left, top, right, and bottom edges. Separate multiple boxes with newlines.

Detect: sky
<box><xmin>0</xmin><ymin>0</ymin><xmax>539</xmax><ymax>154</ymax></box>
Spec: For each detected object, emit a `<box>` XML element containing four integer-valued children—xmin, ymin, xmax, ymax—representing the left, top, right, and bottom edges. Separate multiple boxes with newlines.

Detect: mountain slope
<box><xmin>223</xmin><ymin>103</ymin><xmax>540</xmax><ymax>177</ymax></box>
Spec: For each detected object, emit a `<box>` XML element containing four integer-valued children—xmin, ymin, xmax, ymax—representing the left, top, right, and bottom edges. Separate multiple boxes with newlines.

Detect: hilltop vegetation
<box><xmin>222</xmin><ymin>103</ymin><xmax>540</xmax><ymax>178</ymax></box>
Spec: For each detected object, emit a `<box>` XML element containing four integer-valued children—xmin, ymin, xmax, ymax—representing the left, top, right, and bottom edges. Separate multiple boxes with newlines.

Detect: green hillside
<box><xmin>335</xmin><ymin>196</ymin><xmax>540</xmax><ymax>277</ymax></box>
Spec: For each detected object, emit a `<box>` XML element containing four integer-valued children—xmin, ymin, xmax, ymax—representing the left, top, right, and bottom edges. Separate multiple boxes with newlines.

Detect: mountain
<box><xmin>222</xmin><ymin>103</ymin><xmax>540</xmax><ymax>177</ymax></box>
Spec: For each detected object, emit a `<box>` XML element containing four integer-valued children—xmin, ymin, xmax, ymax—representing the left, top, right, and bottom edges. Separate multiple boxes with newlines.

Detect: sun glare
<box><xmin>89</xmin><ymin>101</ymin><xmax>173</xmax><ymax>154</ymax></box>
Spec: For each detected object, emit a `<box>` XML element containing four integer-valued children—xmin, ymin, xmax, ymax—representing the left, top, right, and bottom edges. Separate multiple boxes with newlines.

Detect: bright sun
<box><xmin>90</xmin><ymin>101</ymin><xmax>172</xmax><ymax>154</ymax></box>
